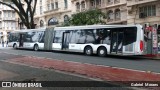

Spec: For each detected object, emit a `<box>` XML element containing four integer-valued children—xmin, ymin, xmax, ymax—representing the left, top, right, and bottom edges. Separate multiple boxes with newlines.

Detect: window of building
<box><xmin>107</xmin><ymin>10</ymin><xmax>114</xmax><ymax>20</ymax></box>
<box><xmin>12</xmin><ymin>12</ymin><xmax>15</xmax><ymax>18</ymax></box>
<box><xmin>76</xmin><ymin>2</ymin><xmax>80</xmax><ymax>12</ymax></box>
<box><xmin>40</xmin><ymin>20</ymin><xmax>44</xmax><ymax>27</ymax></box>
<box><xmin>64</xmin><ymin>15</ymin><xmax>69</xmax><ymax>23</ymax></box>
<box><xmin>6</xmin><ymin>22</ymin><xmax>8</xmax><ymax>29</ymax></box>
<box><xmin>9</xmin><ymin>22</ymin><xmax>11</xmax><ymax>29</ymax></box>
<box><xmin>40</xmin><ymin>6</ymin><xmax>42</xmax><ymax>14</ymax></box>
<box><xmin>48</xmin><ymin>17</ymin><xmax>58</xmax><ymax>26</ymax></box>
<box><xmin>115</xmin><ymin>9</ymin><xmax>120</xmax><ymax>20</ymax></box>
<box><xmin>51</xmin><ymin>3</ymin><xmax>54</xmax><ymax>10</ymax></box>
<box><xmin>114</xmin><ymin>0</ymin><xmax>120</xmax><ymax>4</ymax></box>
<box><xmin>81</xmin><ymin>1</ymin><xmax>85</xmax><ymax>11</ymax></box>
<box><xmin>8</xmin><ymin>12</ymin><xmax>11</xmax><ymax>17</ymax></box>
<box><xmin>0</xmin><ymin>22</ymin><xmax>1</xmax><ymax>27</ymax></box>
<box><xmin>55</xmin><ymin>1</ymin><xmax>58</xmax><ymax>9</ymax></box>
<box><xmin>13</xmin><ymin>23</ymin><xmax>16</xmax><ymax>29</ymax></box>
<box><xmin>11</xmin><ymin>22</ymin><xmax>13</xmax><ymax>28</ymax></box>
<box><xmin>0</xmin><ymin>12</ymin><xmax>1</xmax><ymax>18</ymax></box>
<box><xmin>90</xmin><ymin>0</ymin><xmax>95</xmax><ymax>7</ymax></box>
<box><xmin>40</xmin><ymin>0</ymin><xmax>42</xmax><ymax>5</ymax></box>
<box><xmin>107</xmin><ymin>0</ymin><xmax>113</xmax><ymax>4</ymax></box>
<box><xmin>47</xmin><ymin>4</ymin><xmax>50</xmax><ymax>10</ymax></box>
<box><xmin>64</xmin><ymin>0</ymin><xmax>68</xmax><ymax>8</ymax></box>
<box><xmin>139</xmin><ymin>5</ymin><xmax>156</xmax><ymax>18</ymax></box>
<box><xmin>96</xmin><ymin>0</ymin><xmax>101</xmax><ymax>6</ymax></box>
<box><xmin>4</xmin><ymin>11</ymin><xmax>6</xmax><ymax>18</ymax></box>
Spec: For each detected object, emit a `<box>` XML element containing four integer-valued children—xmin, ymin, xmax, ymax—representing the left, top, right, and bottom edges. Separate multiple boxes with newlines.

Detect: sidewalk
<box><xmin>144</xmin><ymin>54</ymin><xmax>160</xmax><ymax>60</ymax></box>
<box><xmin>0</xmin><ymin>44</ymin><xmax>12</xmax><ymax>49</ymax></box>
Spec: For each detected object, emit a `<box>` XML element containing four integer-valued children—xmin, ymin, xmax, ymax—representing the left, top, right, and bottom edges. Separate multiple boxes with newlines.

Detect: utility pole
<box><xmin>18</xmin><ymin>18</ymin><xmax>23</xmax><ymax>30</ymax></box>
<box><xmin>152</xmin><ymin>26</ymin><xmax>158</xmax><ymax>55</ymax></box>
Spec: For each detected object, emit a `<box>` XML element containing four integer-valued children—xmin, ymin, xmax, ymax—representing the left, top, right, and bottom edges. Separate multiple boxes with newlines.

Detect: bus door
<box><xmin>19</xmin><ymin>34</ymin><xmax>24</xmax><ymax>47</ymax></box>
<box><xmin>110</xmin><ymin>30</ymin><xmax>124</xmax><ymax>54</ymax></box>
<box><xmin>62</xmin><ymin>31</ymin><xmax>70</xmax><ymax>50</ymax></box>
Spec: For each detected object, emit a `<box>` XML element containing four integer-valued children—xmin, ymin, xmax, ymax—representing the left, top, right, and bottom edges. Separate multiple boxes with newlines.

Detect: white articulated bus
<box><xmin>8</xmin><ymin>25</ymin><xmax>145</xmax><ymax>56</ymax></box>
<box><xmin>53</xmin><ymin>25</ymin><xmax>144</xmax><ymax>56</ymax></box>
<box><xmin>8</xmin><ymin>29</ymin><xmax>45</xmax><ymax>51</ymax></box>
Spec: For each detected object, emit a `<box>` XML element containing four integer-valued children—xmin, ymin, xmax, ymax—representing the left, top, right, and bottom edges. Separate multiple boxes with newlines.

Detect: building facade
<box><xmin>0</xmin><ymin>0</ymin><xmax>17</xmax><ymax>42</ymax></box>
<box><xmin>34</xmin><ymin>0</ymin><xmax>72</xmax><ymax>28</ymax></box>
<box><xmin>71</xmin><ymin>0</ymin><xmax>160</xmax><ymax>27</ymax></box>
<box><xmin>71</xmin><ymin>0</ymin><xmax>127</xmax><ymax>24</ymax></box>
<box><xmin>127</xmin><ymin>0</ymin><xmax>160</xmax><ymax>27</ymax></box>
<box><xmin>32</xmin><ymin>0</ymin><xmax>160</xmax><ymax>29</ymax></box>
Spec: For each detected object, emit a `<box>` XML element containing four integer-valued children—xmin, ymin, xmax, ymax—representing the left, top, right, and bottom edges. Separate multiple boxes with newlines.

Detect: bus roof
<box><xmin>54</xmin><ymin>25</ymin><xmax>142</xmax><ymax>31</ymax></box>
<box><xmin>10</xmin><ymin>28</ymin><xmax>45</xmax><ymax>33</ymax></box>
<box><xmin>9</xmin><ymin>24</ymin><xmax>142</xmax><ymax>33</ymax></box>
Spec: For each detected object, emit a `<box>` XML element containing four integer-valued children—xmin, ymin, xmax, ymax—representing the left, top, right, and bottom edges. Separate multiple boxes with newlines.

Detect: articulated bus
<box><xmin>8</xmin><ymin>25</ymin><xmax>144</xmax><ymax>56</ymax></box>
<box><xmin>8</xmin><ymin>29</ymin><xmax>45</xmax><ymax>51</ymax></box>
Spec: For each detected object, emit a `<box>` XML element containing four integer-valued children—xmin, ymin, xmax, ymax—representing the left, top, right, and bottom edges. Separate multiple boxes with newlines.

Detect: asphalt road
<box><xmin>0</xmin><ymin>48</ymin><xmax>160</xmax><ymax>73</ymax></box>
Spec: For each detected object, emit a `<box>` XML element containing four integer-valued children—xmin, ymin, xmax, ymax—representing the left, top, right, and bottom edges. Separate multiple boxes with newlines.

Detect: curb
<box><xmin>144</xmin><ymin>54</ymin><xmax>160</xmax><ymax>60</ymax></box>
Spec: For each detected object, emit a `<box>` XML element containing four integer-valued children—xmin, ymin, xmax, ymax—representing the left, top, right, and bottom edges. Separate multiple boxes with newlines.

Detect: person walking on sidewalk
<box><xmin>6</xmin><ymin>41</ymin><xmax>8</xmax><ymax>47</ymax></box>
<box><xmin>2</xmin><ymin>40</ymin><xmax>4</xmax><ymax>47</ymax></box>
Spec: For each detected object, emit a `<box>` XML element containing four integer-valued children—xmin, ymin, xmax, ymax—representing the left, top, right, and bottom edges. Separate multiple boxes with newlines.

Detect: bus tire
<box><xmin>84</xmin><ymin>46</ymin><xmax>93</xmax><ymax>56</ymax></box>
<box><xmin>13</xmin><ymin>44</ymin><xmax>17</xmax><ymax>49</ymax></box>
<box><xmin>97</xmin><ymin>47</ymin><xmax>107</xmax><ymax>57</ymax></box>
<box><xmin>33</xmin><ymin>44</ymin><xmax>39</xmax><ymax>51</ymax></box>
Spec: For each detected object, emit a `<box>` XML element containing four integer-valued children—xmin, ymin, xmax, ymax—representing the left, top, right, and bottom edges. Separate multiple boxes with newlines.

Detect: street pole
<box><xmin>152</xmin><ymin>27</ymin><xmax>158</xmax><ymax>56</ymax></box>
<box><xmin>18</xmin><ymin>18</ymin><xmax>23</xmax><ymax>30</ymax></box>
<box><xmin>20</xmin><ymin>22</ymin><xmax>22</xmax><ymax>30</ymax></box>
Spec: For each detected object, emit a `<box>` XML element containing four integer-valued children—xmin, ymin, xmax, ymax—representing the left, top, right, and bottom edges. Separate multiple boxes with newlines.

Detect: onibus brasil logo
<box><xmin>2</xmin><ymin>82</ymin><xmax>42</xmax><ymax>87</ymax></box>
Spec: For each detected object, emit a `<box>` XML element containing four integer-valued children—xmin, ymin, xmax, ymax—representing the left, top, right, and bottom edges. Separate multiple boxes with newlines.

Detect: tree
<box><xmin>64</xmin><ymin>9</ymin><xmax>106</xmax><ymax>26</ymax></box>
<box><xmin>0</xmin><ymin>0</ymin><xmax>37</xmax><ymax>29</ymax></box>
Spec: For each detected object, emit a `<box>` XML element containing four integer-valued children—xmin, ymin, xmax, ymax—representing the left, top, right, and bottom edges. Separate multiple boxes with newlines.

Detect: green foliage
<box><xmin>64</xmin><ymin>9</ymin><xmax>106</xmax><ymax>26</ymax></box>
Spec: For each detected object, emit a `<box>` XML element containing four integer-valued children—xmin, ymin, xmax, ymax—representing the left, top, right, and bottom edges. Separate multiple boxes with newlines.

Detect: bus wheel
<box><xmin>84</xmin><ymin>46</ymin><xmax>93</xmax><ymax>56</ymax></box>
<box><xmin>97</xmin><ymin>47</ymin><xmax>107</xmax><ymax>57</ymax></box>
<box><xmin>13</xmin><ymin>44</ymin><xmax>17</xmax><ymax>49</ymax></box>
<box><xmin>33</xmin><ymin>44</ymin><xmax>39</xmax><ymax>51</ymax></box>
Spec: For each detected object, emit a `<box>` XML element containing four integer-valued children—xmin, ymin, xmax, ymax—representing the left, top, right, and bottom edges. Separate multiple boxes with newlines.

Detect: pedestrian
<box><xmin>6</xmin><ymin>41</ymin><xmax>8</xmax><ymax>47</ymax></box>
<box><xmin>2</xmin><ymin>40</ymin><xmax>4</xmax><ymax>47</ymax></box>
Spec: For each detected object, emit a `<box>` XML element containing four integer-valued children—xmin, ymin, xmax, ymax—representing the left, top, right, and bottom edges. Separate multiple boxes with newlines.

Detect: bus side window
<box><xmin>124</xmin><ymin>27</ymin><xmax>137</xmax><ymax>45</ymax></box>
<box><xmin>96</xmin><ymin>29</ymin><xmax>111</xmax><ymax>44</ymax></box>
<box><xmin>77</xmin><ymin>30</ymin><xmax>86</xmax><ymax>44</ymax></box>
<box><xmin>103</xmin><ymin>29</ymin><xmax>111</xmax><ymax>45</ymax></box>
<box><xmin>53</xmin><ymin>30</ymin><xmax>64</xmax><ymax>43</ymax></box>
<box><xmin>84</xmin><ymin>29</ymin><xmax>96</xmax><ymax>44</ymax></box>
<box><xmin>39</xmin><ymin>32</ymin><xmax>45</xmax><ymax>43</ymax></box>
<box><xmin>53</xmin><ymin>31</ymin><xmax>56</xmax><ymax>43</ymax></box>
<box><xmin>74</xmin><ymin>29</ymin><xmax>96</xmax><ymax>44</ymax></box>
<box><xmin>96</xmin><ymin>29</ymin><xmax>103</xmax><ymax>44</ymax></box>
<box><xmin>69</xmin><ymin>30</ymin><xmax>81</xmax><ymax>44</ymax></box>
